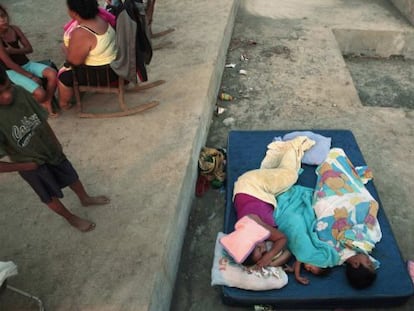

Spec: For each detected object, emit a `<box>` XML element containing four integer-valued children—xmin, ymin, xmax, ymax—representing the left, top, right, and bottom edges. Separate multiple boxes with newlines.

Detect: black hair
<box><xmin>66</xmin><ymin>0</ymin><xmax>99</xmax><ymax>20</ymax></box>
<box><xmin>346</xmin><ymin>263</ymin><xmax>377</xmax><ymax>289</ymax></box>
<box><xmin>241</xmin><ymin>250</ymin><xmax>256</xmax><ymax>267</ymax></box>
<box><xmin>0</xmin><ymin>64</ymin><xmax>9</xmax><ymax>86</ymax></box>
<box><xmin>0</xmin><ymin>4</ymin><xmax>10</xmax><ymax>21</ymax></box>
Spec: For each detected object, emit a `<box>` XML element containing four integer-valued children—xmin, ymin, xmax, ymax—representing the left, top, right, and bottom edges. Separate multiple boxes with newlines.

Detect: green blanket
<box><xmin>274</xmin><ymin>185</ymin><xmax>340</xmax><ymax>267</ymax></box>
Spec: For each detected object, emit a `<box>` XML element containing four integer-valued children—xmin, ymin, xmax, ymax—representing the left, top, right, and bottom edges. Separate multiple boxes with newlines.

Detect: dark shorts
<box><xmin>58</xmin><ymin>65</ymin><xmax>118</xmax><ymax>87</ymax></box>
<box><xmin>19</xmin><ymin>159</ymin><xmax>79</xmax><ymax>204</ymax></box>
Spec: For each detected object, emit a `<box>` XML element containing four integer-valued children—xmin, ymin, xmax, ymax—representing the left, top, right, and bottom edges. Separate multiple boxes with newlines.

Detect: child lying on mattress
<box><xmin>223</xmin><ymin>136</ymin><xmax>381</xmax><ymax>289</ymax></box>
<box><xmin>312</xmin><ymin>148</ymin><xmax>382</xmax><ymax>289</ymax></box>
<box><xmin>259</xmin><ymin>238</ymin><xmax>332</xmax><ymax>285</ymax></box>
<box><xmin>221</xmin><ymin>136</ymin><xmax>316</xmax><ymax>268</ymax></box>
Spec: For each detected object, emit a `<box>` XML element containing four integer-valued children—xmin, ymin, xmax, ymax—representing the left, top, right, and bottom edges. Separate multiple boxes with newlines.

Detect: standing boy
<box><xmin>0</xmin><ymin>65</ymin><xmax>109</xmax><ymax>232</ymax></box>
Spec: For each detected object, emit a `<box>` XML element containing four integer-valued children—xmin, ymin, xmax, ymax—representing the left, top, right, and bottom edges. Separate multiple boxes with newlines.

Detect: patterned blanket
<box><xmin>313</xmin><ymin>148</ymin><xmax>382</xmax><ymax>265</ymax></box>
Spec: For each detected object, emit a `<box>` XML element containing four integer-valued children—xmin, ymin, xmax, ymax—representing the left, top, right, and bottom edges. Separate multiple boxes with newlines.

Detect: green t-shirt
<box><xmin>0</xmin><ymin>85</ymin><xmax>65</xmax><ymax>165</ymax></box>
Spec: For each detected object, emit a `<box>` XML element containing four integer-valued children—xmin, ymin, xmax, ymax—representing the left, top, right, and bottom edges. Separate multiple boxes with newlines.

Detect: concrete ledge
<box><xmin>149</xmin><ymin>1</ymin><xmax>240</xmax><ymax>310</ymax></box>
<box><xmin>333</xmin><ymin>28</ymin><xmax>414</xmax><ymax>59</ymax></box>
<box><xmin>391</xmin><ymin>0</ymin><xmax>414</xmax><ymax>26</ymax></box>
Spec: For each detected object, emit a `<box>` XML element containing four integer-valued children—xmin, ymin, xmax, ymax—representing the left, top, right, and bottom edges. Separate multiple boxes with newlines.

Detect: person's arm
<box><xmin>249</xmin><ymin>214</ymin><xmax>287</xmax><ymax>268</ymax></box>
<box><xmin>293</xmin><ymin>260</ymin><xmax>310</xmax><ymax>285</ymax></box>
<box><xmin>0</xmin><ymin>44</ymin><xmax>35</xmax><ymax>79</ymax></box>
<box><xmin>4</xmin><ymin>26</ymin><xmax>33</xmax><ymax>55</ymax></box>
<box><xmin>0</xmin><ymin>161</ymin><xmax>38</xmax><ymax>173</ymax></box>
<box><xmin>66</xmin><ymin>28</ymin><xmax>95</xmax><ymax>66</ymax></box>
<box><xmin>268</xmin><ymin>249</ymin><xmax>292</xmax><ymax>267</ymax></box>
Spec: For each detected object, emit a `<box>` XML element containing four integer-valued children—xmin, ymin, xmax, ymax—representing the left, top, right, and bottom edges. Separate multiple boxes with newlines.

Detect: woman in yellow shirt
<box><xmin>58</xmin><ymin>0</ymin><xmax>117</xmax><ymax>110</ymax></box>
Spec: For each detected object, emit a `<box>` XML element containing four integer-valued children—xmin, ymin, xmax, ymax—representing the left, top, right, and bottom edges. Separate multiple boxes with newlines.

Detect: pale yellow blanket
<box><xmin>233</xmin><ymin>136</ymin><xmax>315</xmax><ymax>207</ymax></box>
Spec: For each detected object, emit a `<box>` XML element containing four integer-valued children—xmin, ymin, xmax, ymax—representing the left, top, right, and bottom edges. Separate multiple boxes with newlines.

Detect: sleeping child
<box><xmin>220</xmin><ymin>136</ymin><xmax>316</xmax><ymax>269</ymax></box>
<box><xmin>313</xmin><ymin>148</ymin><xmax>382</xmax><ymax>289</ymax></box>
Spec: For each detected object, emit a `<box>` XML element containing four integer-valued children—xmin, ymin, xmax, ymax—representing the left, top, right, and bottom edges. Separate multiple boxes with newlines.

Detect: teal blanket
<box><xmin>274</xmin><ymin>185</ymin><xmax>340</xmax><ymax>267</ymax></box>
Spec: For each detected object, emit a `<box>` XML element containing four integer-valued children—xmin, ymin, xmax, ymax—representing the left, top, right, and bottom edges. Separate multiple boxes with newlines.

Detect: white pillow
<box><xmin>211</xmin><ymin>232</ymin><xmax>288</xmax><ymax>290</ymax></box>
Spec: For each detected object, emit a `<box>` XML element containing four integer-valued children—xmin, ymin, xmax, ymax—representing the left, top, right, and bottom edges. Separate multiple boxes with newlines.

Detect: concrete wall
<box><xmin>333</xmin><ymin>28</ymin><xmax>414</xmax><ymax>59</ymax></box>
<box><xmin>391</xmin><ymin>0</ymin><xmax>414</xmax><ymax>26</ymax></box>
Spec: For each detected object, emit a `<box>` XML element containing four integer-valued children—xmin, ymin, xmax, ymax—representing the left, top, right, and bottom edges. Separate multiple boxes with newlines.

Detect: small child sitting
<box><xmin>0</xmin><ymin>4</ymin><xmax>58</xmax><ymax>117</ymax></box>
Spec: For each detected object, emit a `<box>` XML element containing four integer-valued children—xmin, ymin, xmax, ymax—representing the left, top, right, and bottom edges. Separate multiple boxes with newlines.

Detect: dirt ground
<box><xmin>172</xmin><ymin>1</ymin><xmax>414</xmax><ymax>311</ymax></box>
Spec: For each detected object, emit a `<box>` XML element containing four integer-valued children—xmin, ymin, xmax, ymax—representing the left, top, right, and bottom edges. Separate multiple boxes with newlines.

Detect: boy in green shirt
<box><xmin>0</xmin><ymin>65</ymin><xmax>109</xmax><ymax>232</ymax></box>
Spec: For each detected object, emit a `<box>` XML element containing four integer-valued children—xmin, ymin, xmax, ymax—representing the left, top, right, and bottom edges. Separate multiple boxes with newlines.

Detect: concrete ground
<box><xmin>0</xmin><ymin>1</ymin><xmax>413</xmax><ymax>311</ymax></box>
<box><xmin>172</xmin><ymin>1</ymin><xmax>414</xmax><ymax>311</ymax></box>
<box><xmin>0</xmin><ymin>0</ymin><xmax>237</xmax><ymax>310</ymax></box>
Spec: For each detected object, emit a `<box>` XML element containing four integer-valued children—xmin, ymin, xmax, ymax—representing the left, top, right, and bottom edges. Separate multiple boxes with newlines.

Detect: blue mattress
<box><xmin>223</xmin><ymin>130</ymin><xmax>414</xmax><ymax>309</ymax></box>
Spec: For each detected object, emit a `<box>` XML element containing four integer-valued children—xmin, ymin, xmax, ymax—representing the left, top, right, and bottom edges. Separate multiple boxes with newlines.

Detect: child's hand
<box><xmin>283</xmin><ymin>264</ymin><xmax>294</xmax><ymax>273</ymax></box>
<box><xmin>31</xmin><ymin>76</ymin><xmax>42</xmax><ymax>85</ymax></box>
<box><xmin>255</xmin><ymin>256</ymin><xmax>272</xmax><ymax>269</ymax></box>
<box><xmin>296</xmin><ymin>275</ymin><xmax>310</xmax><ymax>285</ymax></box>
<box><xmin>24</xmin><ymin>162</ymin><xmax>38</xmax><ymax>171</ymax></box>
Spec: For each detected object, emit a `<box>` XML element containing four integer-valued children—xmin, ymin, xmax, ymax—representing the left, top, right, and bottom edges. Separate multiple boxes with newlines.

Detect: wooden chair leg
<box><xmin>118</xmin><ymin>78</ymin><xmax>128</xmax><ymax>111</ymax></box>
<box><xmin>72</xmin><ymin>65</ymin><xmax>163</xmax><ymax>118</ymax></box>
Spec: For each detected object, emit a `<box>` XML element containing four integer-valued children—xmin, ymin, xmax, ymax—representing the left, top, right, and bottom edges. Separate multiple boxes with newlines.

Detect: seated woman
<box><xmin>230</xmin><ymin>136</ymin><xmax>316</xmax><ymax>268</ymax></box>
<box><xmin>58</xmin><ymin>0</ymin><xmax>117</xmax><ymax>110</ymax></box>
<box><xmin>0</xmin><ymin>4</ymin><xmax>58</xmax><ymax>117</ymax></box>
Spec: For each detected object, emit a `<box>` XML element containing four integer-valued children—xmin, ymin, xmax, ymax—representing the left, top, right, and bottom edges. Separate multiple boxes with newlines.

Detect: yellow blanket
<box><xmin>233</xmin><ymin>136</ymin><xmax>315</xmax><ymax>207</ymax></box>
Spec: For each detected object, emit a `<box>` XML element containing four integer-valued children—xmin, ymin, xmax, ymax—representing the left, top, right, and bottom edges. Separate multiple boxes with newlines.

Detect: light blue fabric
<box><xmin>6</xmin><ymin>61</ymin><xmax>49</xmax><ymax>93</ymax></box>
<box><xmin>274</xmin><ymin>185</ymin><xmax>340</xmax><ymax>267</ymax></box>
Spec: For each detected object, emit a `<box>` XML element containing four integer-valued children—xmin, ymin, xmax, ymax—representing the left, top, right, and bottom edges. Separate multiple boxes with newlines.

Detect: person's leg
<box><xmin>57</xmin><ymin>80</ymin><xmax>73</xmax><ymax>110</ymax></box>
<box><xmin>41</xmin><ymin>67</ymin><xmax>58</xmax><ymax>111</ymax></box>
<box><xmin>47</xmin><ymin>197</ymin><xmax>96</xmax><ymax>232</ymax></box>
<box><xmin>32</xmin><ymin>86</ymin><xmax>47</xmax><ymax>103</ymax></box>
<box><xmin>69</xmin><ymin>179</ymin><xmax>110</xmax><ymax>206</ymax></box>
<box><xmin>19</xmin><ymin>162</ymin><xmax>98</xmax><ymax>232</ymax></box>
<box><xmin>146</xmin><ymin>0</ymin><xmax>156</xmax><ymax>35</ymax></box>
<box><xmin>25</xmin><ymin>62</ymin><xmax>58</xmax><ymax>116</ymax></box>
<box><xmin>5</xmin><ymin>68</ymin><xmax>47</xmax><ymax>103</ymax></box>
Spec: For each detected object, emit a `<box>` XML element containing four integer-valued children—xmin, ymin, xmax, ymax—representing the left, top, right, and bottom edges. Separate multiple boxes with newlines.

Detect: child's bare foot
<box><xmin>41</xmin><ymin>102</ymin><xmax>59</xmax><ymax>118</ymax></box>
<box><xmin>81</xmin><ymin>195</ymin><xmax>110</xmax><ymax>206</ymax></box>
<box><xmin>67</xmin><ymin>215</ymin><xmax>96</xmax><ymax>232</ymax></box>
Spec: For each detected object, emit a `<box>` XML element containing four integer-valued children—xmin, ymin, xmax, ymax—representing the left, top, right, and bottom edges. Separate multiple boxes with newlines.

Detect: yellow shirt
<box><xmin>79</xmin><ymin>25</ymin><xmax>117</xmax><ymax>66</ymax></box>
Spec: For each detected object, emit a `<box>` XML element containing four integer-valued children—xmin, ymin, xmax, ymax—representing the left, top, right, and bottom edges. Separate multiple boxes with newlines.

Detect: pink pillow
<box><xmin>220</xmin><ymin>216</ymin><xmax>270</xmax><ymax>264</ymax></box>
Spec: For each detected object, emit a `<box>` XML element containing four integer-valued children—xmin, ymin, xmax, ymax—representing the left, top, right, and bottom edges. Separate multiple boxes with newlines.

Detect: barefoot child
<box><xmin>0</xmin><ymin>65</ymin><xmax>109</xmax><ymax>232</ymax></box>
<box><xmin>0</xmin><ymin>4</ymin><xmax>58</xmax><ymax>117</ymax></box>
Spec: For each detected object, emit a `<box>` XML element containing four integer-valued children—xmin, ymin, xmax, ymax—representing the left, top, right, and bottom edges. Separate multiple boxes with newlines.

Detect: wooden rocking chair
<box><xmin>72</xmin><ymin>64</ymin><xmax>165</xmax><ymax>118</ymax></box>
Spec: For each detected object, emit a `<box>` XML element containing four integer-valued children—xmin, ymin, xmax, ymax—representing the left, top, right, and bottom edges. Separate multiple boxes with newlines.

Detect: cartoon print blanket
<box><xmin>313</xmin><ymin>148</ymin><xmax>382</xmax><ymax>265</ymax></box>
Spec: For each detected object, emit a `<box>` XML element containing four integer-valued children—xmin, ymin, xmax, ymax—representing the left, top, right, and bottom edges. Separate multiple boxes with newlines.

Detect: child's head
<box><xmin>0</xmin><ymin>4</ymin><xmax>10</xmax><ymax>30</ymax></box>
<box><xmin>346</xmin><ymin>254</ymin><xmax>376</xmax><ymax>289</ymax></box>
<box><xmin>303</xmin><ymin>263</ymin><xmax>331</xmax><ymax>276</ymax></box>
<box><xmin>242</xmin><ymin>241</ymin><xmax>267</xmax><ymax>266</ymax></box>
<box><xmin>0</xmin><ymin>65</ymin><xmax>13</xmax><ymax>106</ymax></box>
